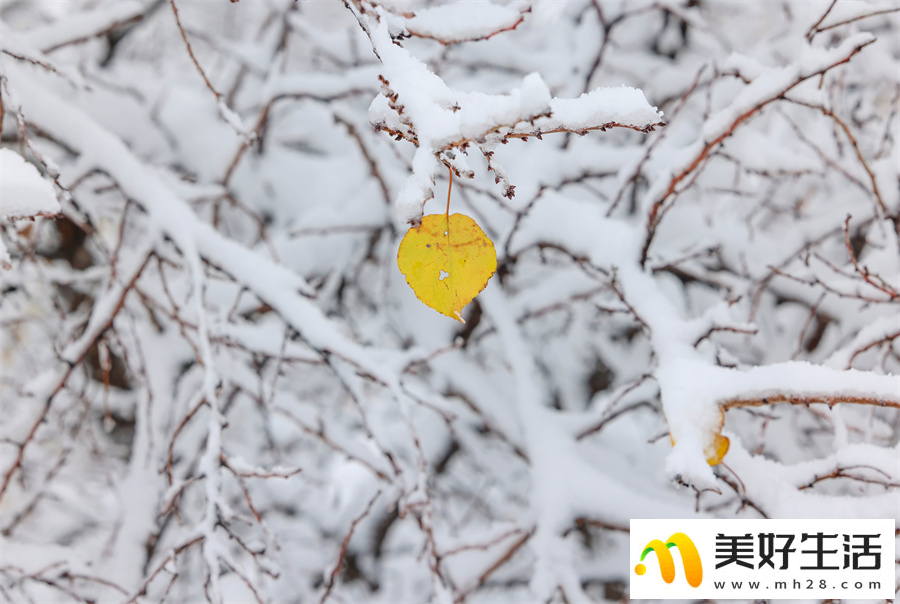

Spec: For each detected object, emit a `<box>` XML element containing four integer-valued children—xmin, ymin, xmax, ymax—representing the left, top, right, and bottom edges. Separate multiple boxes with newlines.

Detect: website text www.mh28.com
<box><xmin>713</xmin><ymin>579</ymin><xmax>882</xmax><ymax>590</ymax></box>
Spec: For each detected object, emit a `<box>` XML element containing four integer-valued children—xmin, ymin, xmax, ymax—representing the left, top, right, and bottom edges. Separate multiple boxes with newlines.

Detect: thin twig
<box><xmin>320</xmin><ymin>490</ymin><xmax>382</xmax><ymax>604</ymax></box>
<box><xmin>843</xmin><ymin>215</ymin><xmax>898</xmax><ymax>299</ymax></box>
<box><xmin>169</xmin><ymin>0</ymin><xmax>220</xmax><ymax>100</ymax></box>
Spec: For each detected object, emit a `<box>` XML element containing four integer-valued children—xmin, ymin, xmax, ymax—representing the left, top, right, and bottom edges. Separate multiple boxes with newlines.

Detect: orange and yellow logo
<box><xmin>634</xmin><ymin>532</ymin><xmax>703</xmax><ymax>588</ymax></box>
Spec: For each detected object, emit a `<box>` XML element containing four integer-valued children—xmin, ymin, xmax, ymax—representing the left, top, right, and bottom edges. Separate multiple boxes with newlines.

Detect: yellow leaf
<box><xmin>705</xmin><ymin>433</ymin><xmax>730</xmax><ymax>466</ymax></box>
<box><xmin>668</xmin><ymin>407</ymin><xmax>730</xmax><ymax>466</ymax></box>
<box><xmin>397</xmin><ymin>213</ymin><xmax>497</xmax><ymax>322</ymax></box>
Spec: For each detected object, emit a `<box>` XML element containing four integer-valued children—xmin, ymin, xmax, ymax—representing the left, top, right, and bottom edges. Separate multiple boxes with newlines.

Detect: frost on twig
<box><xmin>355</xmin><ymin>1</ymin><xmax>664</xmax><ymax>224</ymax></box>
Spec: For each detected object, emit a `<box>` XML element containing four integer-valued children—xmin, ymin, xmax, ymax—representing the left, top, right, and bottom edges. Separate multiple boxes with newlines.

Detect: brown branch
<box><xmin>125</xmin><ymin>535</ymin><xmax>204</xmax><ymax>603</ymax></box>
<box><xmin>812</xmin><ymin>6</ymin><xmax>900</xmax><ymax>36</ymax></box>
<box><xmin>271</xmin><ymin>405</ymin><xmax>393</xmax><ymax>481</ymax></box>
<box><xmin>160</xmin><ymin>476</ymin><xmax>203</xmax><ymax>516</ymax></box>
<box><xmin>847</xmin><ymin>329</ymin><xmax>900</xmax><ymax>368</ymax></box>
<box><xmin>608</xmin><ymin>67</ymin><xmax>706</xmax><ymax>217</ymax></box>
<box><xmin>220</xmin><ymin>558</ymin><xmax>265</xmax><ymax>604</ymax></box>
<box><xmin>164</xmin><ymin>395</ymin><xmax>209</xmax><ymax>485</ymax></box>
<box><xmin>2</xmin><ymin>568</ymin><xmax>93</xmax><ymax>603</ymax></box>
<box><xmin>806</xmin><ymin>0</ymin><xmax>838</xmax><ymax>39</ymax></box>
<box><xmin>782</xmin><ymin>111</ymin><xmax>871</xmax><ymax>192</ymax></box>
<box><xmin>0</xmin><ymin>252</ymin><xmax>152</xmax><ymax>503</ymax></box>
<box><xmin>570</xmin><ymin>517</ymin><xmax>629</xmax><ymax>533</ymax></box>
<box><xmin>222</xmin><ymin>89</ymin><xmax>371</xmax><ymax>185</ymax></box>
<box><xmin>454</xmin><ymin>529</ymin><xmax>534</xmax><ymax>604</ymax></box>
<box><xmin>376</xmin><ymin>119</ymin><xmax>664</xmax><ymax>154</ymax></box>
<box><xmin>320</xmin><ymin>490</ymin><xmax>382</xmax><ymax>604</ymax></box>
<box><xmin>577</xmin><ymin>401</ymin><xmax>658</xmax><ymax>440</ymax></box>
<box><xmin>41</xmin><ymin>11</ymin><xmax>148</xmax><ymax>53</ymax></box>
<box><xmin>640</xmin><ymin>103</ymin><xmax>773</xmax><ymax>265</ymax></box>
<box><xmin>722</xmin><ymin>393</ymin><xmax>900</xmax><ymax>412</ymax></box>
<box><xmin>1</xmin><ymin>398</ymin><xmax>91</xmax><ymax>537</ymax></box>
<box><xmin>790</xmin><ymin>100</ymin><xmax>888</xmax><ymax>214</ymax></box>
<box><xmin>768</xmin><ymin>265</ymin><xmax>893</xmax><ymax>305</ymax></box>
<box><xmin>640</xmin><ymin>37</ymin><xmax>875</xmax><ymax>266</ymax></box>
<box><xmin>501</xmin><ymin>120</ymin><xmax>664</xmax><ymax>141</ymax></box>
<box><xmin>694</xmin><ymin>324</ymin><xmax>758</xmax><ymax>347</ymax></box>
<box><xmin>1</xmin><ymin>50</ymin><xmax>66</xmax><ymax>79</ymax></box>
<box><xmin>843</xmin><ymin>216</ymin><xmax>899</xmax><ymax>298</ymax></box>
<box><xmin>715</xmin><ymin>468</ymin><xmax>770</xmax><ymax>518</ymax></box>
<box><xmin>439</xmin><ymin>528</ymin><xmax>530</xmax><ymax>559</ymax></box>
<box><xmin>169</xmin><ymin>0</ymin><xmax>220</xmax><ymax>100</ymax></box>
<box><xmin>582</xmin><ymin>1</ymin><xmax>615</xmax><ymax>94</ymax></box>
<box><xmin>405</xmin><ymin>13</ymin><xmax>527</xmax><ymax>45</ymax></box>
<box><xmin>798</xmin><ymin>465</ymin><xmax>899</xmax><ymax>490</ymax></box>
<box><xmin>334</xmin><ymin>114</ymin><xmax>392</xmax><ymax>206</ymax></box>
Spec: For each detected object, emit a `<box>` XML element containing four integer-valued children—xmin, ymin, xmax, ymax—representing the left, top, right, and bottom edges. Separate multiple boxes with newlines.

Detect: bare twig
<box><xmin>320</xmin><ymin>490</ymin><xmax>382</xmax><ymax>604</ymax></box>
<box><xmin>168</xmin><ymin>0</ymin><xmax>220</xmax><ymax>100</ymax></box>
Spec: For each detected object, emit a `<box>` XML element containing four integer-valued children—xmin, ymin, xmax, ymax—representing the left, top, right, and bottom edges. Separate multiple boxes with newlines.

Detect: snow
<box><xmin>0</xmin><ymin>22</ymin><xmax>84</xmax><ymax>87</ymax></box>
<box><xmin>724</xmin><ymin>438</ymin><xmax>900</xmax><ymax>519</ymax></box>
<box><xmin>366</xmin><ymin>13</ymin><xmax>663</xmax><ymax>224</ymax></box>
<box><xmin>401</xmin><ymin>1</ymin><xmax>526</xmax><ymax>42</ymax></box>
<box><xmin>814</xmin><ymin>0</ymin><xmax>900</xmax><ymax>32</ymax></box>
<box><xmin>713</xmin><ymin>361</ymin><xmax>900</xmax><ymax>407</ymax></box>
<box><xmin>702</xmin><ymin>33</ymin><xmax>874</xmax><ymax>142</ymax></box>
<box><xmin>21</xmin><ymin>0</ymin><xmax>145</xmax><ymax>52</ymax></box>
<box><xmin>479</xmin><ymin>285</ymin><xmax>694</xmax><ymax>598</ymax></box>
<box><xmin>544</xmin><ymin>86</ymin><xmax>662</xmax><ymax>132</ymax></box>
<box><xmin>0</xmin><ymin>148</ymin><xmax>60</xmax><ymax>222</ymax></box>
<box><xmin>2</xmin><ymin>2</ymin><xmax>898</xmax><ymax>602</ymax></box>
<box><xmin>7</xmin><ymin>59</ymin><xmax>406</xmax><ymax>394</ymax></box>
<box><xmin>508</xmin><ymin>189</ymin><xmax>899</xmax><ymax>488</ymax></box>
<box><xmin>266</xmin><ymin>67</ymin><xmax>380</xmax><ymax>101</ymax></box>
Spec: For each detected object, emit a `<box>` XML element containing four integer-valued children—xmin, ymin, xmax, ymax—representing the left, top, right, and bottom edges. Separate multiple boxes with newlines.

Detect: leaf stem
<box><xmin>446</xmin><ymin>165</ymin><xmax>453</xmax><ymax>221</ymax></box>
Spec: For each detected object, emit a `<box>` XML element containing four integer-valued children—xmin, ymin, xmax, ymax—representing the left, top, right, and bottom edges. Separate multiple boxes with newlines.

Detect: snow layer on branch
<box><xmin>642</xmin><ymin>32</ymin><xmax>875</xmax><ymax>216</ymax></box>
<box><xmin>367</xmin><ymin>14</ymin><xmax>663</xmax><ymax>224</ymax></box>
<box><xmin>367</xmin><ymin>31</ymin><xmax>552</xmax><ymax>147</ymax></box>
<box><xmin>4</xmin><ymin>2</ymin><xmax>898</xmax><ymax>600</ymax></box>
<box><xmin>826</xmin><ymin>315</ymin><xmax>900</xmax><ymax>369</ymax></box>
<box><xmin>814</xmin><ymin>0</ymin><xmax>900</xmax><ymax>31</ymax></box>
<box><xmin>265</xmin><ymin>67</ymin><xmax>380</xmax><ymax>101</ymax></box>
<box><xmin>20</xmin><ymin>0</ymin><xmax>144</xmax><ymax>52</ymax></box>
<box><xmin>370</xmin><ymin>13</ymin><xmax>552</xmax><ymax>223</ymax></box>
<box><xmin>0</xmin><ymin>148</ymin><xmax>60</xmax><ymax>219</ymax></box>
<box><xmin>541</xmin><ymin>86</ymin><xmax>663</xmax><ymax>132</ymax></box>
<box><xmin>0</xmin><ymin>23</ymin><xmax>84</xmax><ymax>87</ymax></box>
<box><xmin>703</xmin><ymin>33</ymin><xmax>874</xmax><ymax>140</ymax></box>
<box><xmin>725</xmin><ymin>439</ymin><xmax>900</xmax><ymax>519</ymax></box>
<box><xmin>711</xmin><ymin>361</ymin><xmax>900</xmax><ymax>406</ymax></box>
<box><xmin>6</xmin><ymin>64</ymin><xmax>408</xmax><ymax>389</ymax></box>
<box><xmin>402</xmin><ymin>1</ymin><xmax>526</xmax><ymax>42</ymax></box>
<box><xmin>509</xmin><ymin>192</ymin><xmax>899</xmax><ymax>488</ymax></box>
<box><xmin>479</xmin><ymin>286</ymin><xmax>693</xmax><ymax>600</ymax></box>
<box><xmin>656</xmin><ymin>357</ymin><xmax>899</xmax><ymax>486</ymax></box>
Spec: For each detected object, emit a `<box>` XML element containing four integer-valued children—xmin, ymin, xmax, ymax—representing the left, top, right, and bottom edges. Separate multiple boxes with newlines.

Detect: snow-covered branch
<box><xmin>0</xmin><ymin>1</ymin><xmax>897</xmax><ymax>602</ymax></box>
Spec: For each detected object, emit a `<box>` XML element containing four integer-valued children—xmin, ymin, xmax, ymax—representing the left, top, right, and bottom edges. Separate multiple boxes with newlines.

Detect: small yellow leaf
<box><xmin>705</xmin><ymin>433</ymin><xmax>730</xmax><ymax>466</ymax></box>
<box><xmin>398</xmin><ymin>213</ymin><xmax>497</xmax><ymax>322</ymax></box>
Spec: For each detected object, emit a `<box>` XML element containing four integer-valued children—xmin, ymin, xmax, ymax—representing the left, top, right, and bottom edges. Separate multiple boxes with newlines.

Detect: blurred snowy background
<box><xmin>0</xmin><ymin>0</ymin><xmax>898</xmax><ymax>602</ymax></box>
